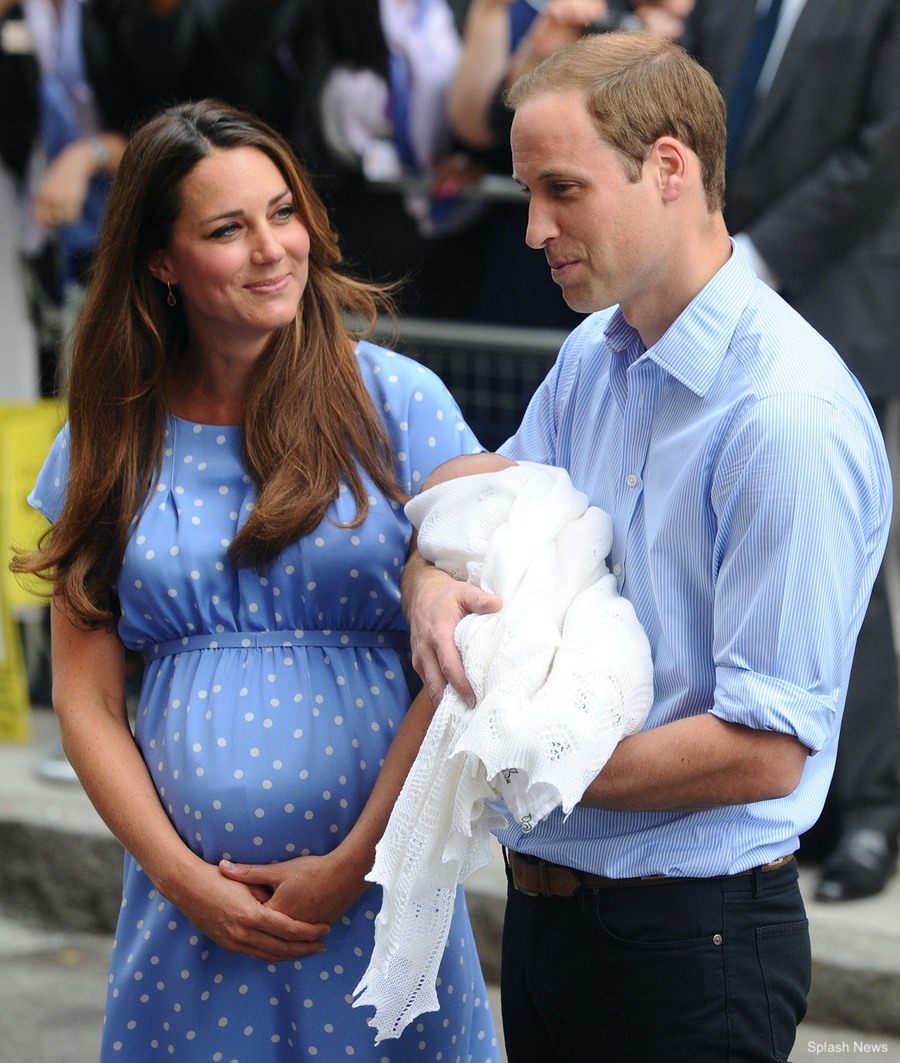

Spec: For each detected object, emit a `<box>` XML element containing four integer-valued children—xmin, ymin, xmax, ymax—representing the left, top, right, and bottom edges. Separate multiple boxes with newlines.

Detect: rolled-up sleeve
<box><xmin>709</xmin><ymin>391</ymin><xmax>891</xmax><ymax>752</ymax></box>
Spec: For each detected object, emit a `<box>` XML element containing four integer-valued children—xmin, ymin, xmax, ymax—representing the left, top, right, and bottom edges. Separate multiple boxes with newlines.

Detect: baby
<box><xmin>355</xmin><ymin>452</ymin><xmax>654</xmax><ymax>1041</ymax></box>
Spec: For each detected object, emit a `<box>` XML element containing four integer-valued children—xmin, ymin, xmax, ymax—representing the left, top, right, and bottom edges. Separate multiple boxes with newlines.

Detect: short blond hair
<box><xmin>507</xmin><ymin>31</ymin><xmax>726</xmax><ymax>212</ymax></box>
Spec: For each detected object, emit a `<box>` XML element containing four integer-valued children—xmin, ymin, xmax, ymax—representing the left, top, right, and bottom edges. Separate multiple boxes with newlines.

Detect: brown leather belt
<box><xmin>505</xmin><ymin>848</ymin><xmax>796</xmax><ymax>898</ymax></box>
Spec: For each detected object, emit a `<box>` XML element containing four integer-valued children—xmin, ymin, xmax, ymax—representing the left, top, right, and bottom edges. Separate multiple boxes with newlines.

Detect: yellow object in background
<box><xmin>0</xmin><ymin>400</ymin><xmax>66</xmax><ymax>609</ymax></box>
<box><xmin>0</xmin><ymin>400</ymin><xmax>66</xmax><ymax>740</ymax></box>
<box><xmin>0</xmin><ymin>580</ymin><xmax>30</xmax><ymax>741</ymax></box>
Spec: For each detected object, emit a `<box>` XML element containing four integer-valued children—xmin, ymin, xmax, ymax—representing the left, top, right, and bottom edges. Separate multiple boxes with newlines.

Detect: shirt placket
<box><xmin>613</xmin><ymin>360</ymin><xmax>655</xmax><ymax>593</ymax></box>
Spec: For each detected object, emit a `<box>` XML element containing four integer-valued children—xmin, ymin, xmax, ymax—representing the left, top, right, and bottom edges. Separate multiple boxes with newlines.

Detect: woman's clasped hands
<box><xmin>158</xmin><ymin>854</ymin><xmax>331</xmax><ymax>964</ymax></box>
<box><xmin>209</xmin><ymin>846</ymin><xmax>373</xmax><ymax>959</ymax></box>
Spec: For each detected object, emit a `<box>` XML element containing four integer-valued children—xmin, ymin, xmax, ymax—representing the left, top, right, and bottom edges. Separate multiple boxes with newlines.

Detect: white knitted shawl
<box><xmin>353</xmin><ymin>463</ymin><xmax>654</xmax><ymax>1041</ymax></box>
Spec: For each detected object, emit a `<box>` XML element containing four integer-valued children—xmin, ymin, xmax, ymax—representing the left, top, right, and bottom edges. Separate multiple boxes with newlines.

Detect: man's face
<box><xmin>511</xmin><ymin>90</ymin><xmax>662</xmax><ymax>316</ymax></box>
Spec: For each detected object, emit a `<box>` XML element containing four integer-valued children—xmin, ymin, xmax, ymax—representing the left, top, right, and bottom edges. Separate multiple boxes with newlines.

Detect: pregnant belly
<box><xmin>138</xmin><ymin>698</ymin><xmax>395</xmax><ymax>865</ymax></box>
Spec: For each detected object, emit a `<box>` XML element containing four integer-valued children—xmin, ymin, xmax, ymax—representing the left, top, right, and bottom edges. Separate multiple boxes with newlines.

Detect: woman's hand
<box><xmin>34</xmin><ymin>141</ymin><xmax>96</xmax><ymax>229</ymax></box>
<box><xmin>218</xmin><ymin>849</ymin><xmax>372</xmax><ymax>930</ymax></box>
<box><xmin>165</xmin><ymin>857</ymin><xmax>331</xmax><ymax>963</ymax></box>
<box><xmin>34</xmin><ymin>133</ymin><xmax>125</xmax><ymax>229</ymax></box>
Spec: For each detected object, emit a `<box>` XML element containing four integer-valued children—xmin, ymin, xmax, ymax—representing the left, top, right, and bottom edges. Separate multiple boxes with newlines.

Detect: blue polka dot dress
<box><xmin>30</xmin><ymin>343</ymin><xmax>501</xmax><ymax>1062</ymax></box>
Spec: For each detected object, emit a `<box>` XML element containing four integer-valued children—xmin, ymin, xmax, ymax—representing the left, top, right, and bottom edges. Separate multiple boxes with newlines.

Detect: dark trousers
<box><xmin>501</xmin><ymin>859</ymin><xmax>810</xmax><ymax>1063</ymax></box>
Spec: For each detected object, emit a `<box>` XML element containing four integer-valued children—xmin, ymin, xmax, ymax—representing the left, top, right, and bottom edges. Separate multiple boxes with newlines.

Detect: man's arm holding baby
<box><xmin>402</xmin><ymin>454</ymin><xmax>808</xmax><ymax>810</ymax></box>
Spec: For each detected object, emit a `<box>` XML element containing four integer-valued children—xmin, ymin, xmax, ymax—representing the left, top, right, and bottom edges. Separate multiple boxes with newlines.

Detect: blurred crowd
<box><xmin>0</xmin><ymin>0</ymin><xmax>695</xmax><ymax>393</ymax></box>
<box><xmin>1</xmin><ymin>0</ymin><xmax>899</xmax><ymax>902</ymax></box>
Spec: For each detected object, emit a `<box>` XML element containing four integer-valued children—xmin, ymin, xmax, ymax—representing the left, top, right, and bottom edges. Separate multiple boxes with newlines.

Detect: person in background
<box><xmin>403</xmin><ymin>31</ymin><xmax>891</xmax><ymax>1061</ymax></box>
<box><xmin>446</xmin><ymin>0</ymin><xmax>693</xmax><ymax>328</ymax></box>
<box><xmin>682</xmin><ymin>0</ymin><xmax>900</xmax><ymax>903</ymax></box>
<box><xmin>448</xmin><ymin>0</ymin><xmax>692</xmax><ymax>157</ymax></box>
<box><xmin>0</xmin><ymin>0</ymin><xmax>125</xmax><ymax>396</ymax></box>
<box><xmin>14</xmin><ymin>98</ymin><xmax>498</xmax><ymax>1062</ymax></box>
<box><xmin>313</xmin><ymin>0</ymin><xmax>491</xmax><ymax>319</ymax></box>
<box><xmin>91</xmin><ymin>0</ymin><xmax>332</xmax><ymax>170</ymax></box>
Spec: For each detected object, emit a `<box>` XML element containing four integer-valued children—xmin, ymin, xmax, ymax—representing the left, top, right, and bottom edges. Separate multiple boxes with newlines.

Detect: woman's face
<box><xmin>151</xmin><ymin>145</ymin><xmax>311</xmax><ymax>356</ymax></box>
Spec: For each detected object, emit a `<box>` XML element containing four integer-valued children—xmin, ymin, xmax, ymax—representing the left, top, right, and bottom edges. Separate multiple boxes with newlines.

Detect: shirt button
<box><xmin>613</xmin><ymin>563</ymin><xmax>622</xmax><ymax>577</ymax></box>
<box><xmin>626</xmin><ymin>473</ymin><xmax>638</xmax><ymax>488</ymax></box>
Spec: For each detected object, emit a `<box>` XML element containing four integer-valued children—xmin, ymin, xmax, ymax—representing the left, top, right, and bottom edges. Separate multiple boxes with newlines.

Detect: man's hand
<box><xmin>402</xmin><ymin>552</ymin><xmax>502</xmax><ymax>708</ymax></box>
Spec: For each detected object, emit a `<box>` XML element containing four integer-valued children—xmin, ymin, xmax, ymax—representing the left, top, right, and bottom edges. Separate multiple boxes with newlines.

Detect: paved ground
<box><xmin>2</xmin><ymin>915</ymin><xmax>899</xmax><ymax>1063</ymax></box>
<box><xmin>3</xmin><ymin>711</ymin><xmax>900</xmax><ymax>1062</ymax></box>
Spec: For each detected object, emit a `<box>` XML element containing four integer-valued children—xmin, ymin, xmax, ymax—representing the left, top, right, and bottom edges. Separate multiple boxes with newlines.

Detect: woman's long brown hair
<box><xmin>12</xmin><ymin>100</ymin><xmax>406</xmax><ymax>627</ymax></box>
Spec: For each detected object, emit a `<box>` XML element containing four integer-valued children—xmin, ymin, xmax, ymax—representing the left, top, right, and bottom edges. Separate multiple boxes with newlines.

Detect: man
<box><xmin>402</xmin><ymin>32</ymin><xmax>891</xmax><ymax>1061</ymax></box>
<box><xmin>682</xmin><ymin>0</ymin><xmax>900</xmax><ymax>903</ymax></box>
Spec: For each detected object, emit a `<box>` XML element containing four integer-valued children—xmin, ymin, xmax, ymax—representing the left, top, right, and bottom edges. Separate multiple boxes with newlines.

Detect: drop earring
<box><xmin>166</xmin><ymin>282</ymin><xmax>177</xmax><ymax>307</ymax></box>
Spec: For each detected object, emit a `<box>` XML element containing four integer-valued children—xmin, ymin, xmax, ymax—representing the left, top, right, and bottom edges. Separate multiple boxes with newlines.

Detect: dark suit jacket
<box><xmin>0</xmin><ymin>0</ymin><xmax>200</xmax><ymax>186</ymax></box>
<box><xmin>0</xmin><ymin>7</ymin><xmax>40</xmax><ymax>180</ymax></box>
<box><xmin>683</xmin><ymin>0</ymin><xmax>900</xmax><ymax>399</ymax></box>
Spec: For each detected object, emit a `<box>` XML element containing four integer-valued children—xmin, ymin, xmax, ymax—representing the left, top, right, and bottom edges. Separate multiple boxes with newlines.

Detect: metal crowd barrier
<box><xmin>367</xmin><ymin>316</ymin><xmax>568</xmax><ymax>451</ymax></box>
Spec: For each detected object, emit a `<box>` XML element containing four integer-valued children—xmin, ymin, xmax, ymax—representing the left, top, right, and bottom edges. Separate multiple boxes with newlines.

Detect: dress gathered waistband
<box><xmin>143</xmin><ymin>629</ymin><xmax>409</xmax><ymax>660</ymax></box>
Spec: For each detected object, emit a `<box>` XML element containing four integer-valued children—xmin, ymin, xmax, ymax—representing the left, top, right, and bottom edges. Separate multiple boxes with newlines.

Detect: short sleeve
<box><xmin>28</xmin><ymin>423</ymin><xmax>71</xmax><ymax>524</ymax></box>
<box><xmin>357</xmin><ymin>342</ymin><xmax>482</xmax><ymax>493</ymax></box>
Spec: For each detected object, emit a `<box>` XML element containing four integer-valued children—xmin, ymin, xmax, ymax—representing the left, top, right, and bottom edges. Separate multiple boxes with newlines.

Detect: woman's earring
<box><xmin>166</xmin><ymin>282</ymin><xmax>177</xmax><ymax>307</ymax></box>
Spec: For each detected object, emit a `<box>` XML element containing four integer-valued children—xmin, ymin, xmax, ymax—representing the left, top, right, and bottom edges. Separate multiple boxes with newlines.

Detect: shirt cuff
<box><xmin>712</xmin><ymin>665</ymin><xmax>838</xmax><ymax>754</ymax></box>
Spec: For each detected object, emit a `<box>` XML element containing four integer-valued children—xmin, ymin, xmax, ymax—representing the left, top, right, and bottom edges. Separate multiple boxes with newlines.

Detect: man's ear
<box><xmin>652</xmin><ymin>136</ymin><xmax>688</xmax><ymax>203</ymax></box>
<box><xmin>147</xmin><ymin>249</ymin><xmax>174</xmax><ymax>284</ymax></box>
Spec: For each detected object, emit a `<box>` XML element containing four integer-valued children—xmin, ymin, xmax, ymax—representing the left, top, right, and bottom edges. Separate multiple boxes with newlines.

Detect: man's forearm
<box><xmin>582</xmin><ymin>713</ymin><xmax>809</xmax><ymax>812</ymax></box>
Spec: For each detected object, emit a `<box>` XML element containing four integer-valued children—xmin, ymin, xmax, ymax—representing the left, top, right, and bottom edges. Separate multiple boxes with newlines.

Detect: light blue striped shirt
<box><xmin>496</xmin><ymin>244</ymin><xmax>892</xmax><ymax>877</ymax></box>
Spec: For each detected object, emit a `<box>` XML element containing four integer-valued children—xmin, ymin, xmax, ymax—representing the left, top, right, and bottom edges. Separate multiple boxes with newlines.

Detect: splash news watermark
<box><xmin>805</xmin><ymin>1040</ymin><xmax>891</xmax><ymax>1055</ymax></box>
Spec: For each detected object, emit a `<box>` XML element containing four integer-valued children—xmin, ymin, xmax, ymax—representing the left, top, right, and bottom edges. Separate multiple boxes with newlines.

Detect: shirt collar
<box><xmin>603</xmin><ymin>241</ymin><xmax>757</xmax><ymax>397</ymax></box>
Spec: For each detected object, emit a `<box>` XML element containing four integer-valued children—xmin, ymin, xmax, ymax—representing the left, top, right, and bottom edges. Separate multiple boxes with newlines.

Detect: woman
<box><xmin>16</xmin><ymin>99</ymin><xmax>499</xmax><ymax>1061</ymax></box>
